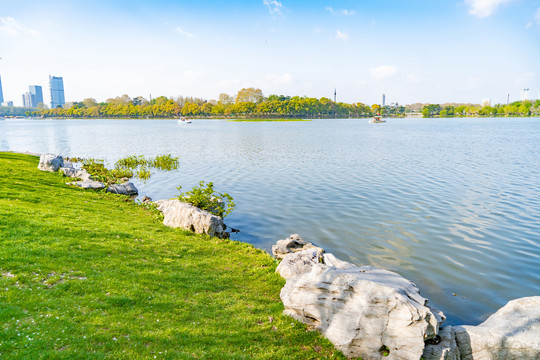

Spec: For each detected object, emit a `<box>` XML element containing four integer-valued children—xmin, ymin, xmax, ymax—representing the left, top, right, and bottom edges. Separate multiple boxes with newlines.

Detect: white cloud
<box><xmin>370</xmin><ymin>65</ymin><xmax>398</xmax><ymax>79</ymax></box>
<box><xmin>465</xmin><ymin>0</ymin><xmax>514</xmax><ymax>18</ymax></box>
<box><xmin>175</xmin><ymin>27</ymin><xmax>194</xmax><ymax>38</ymax></box>
<box><xmin>336</xmin><ymin>30</ymin><xmax>349</xmax><ymax>40</ymax></box>
<box><xmin>0</xmin><ymin>17</ymin><xmax>39</xmax><ymax>37</ymax></box>
<box><xmin>263</xmin><ymin>0</ymin><xmax>282</xmax><ymax>15</ymax></box>
<box><xmin>407</xmin><ymin>74</ymin><xmax>422</xmax><ymax>84</ymax></box>
<box><xmin>326</xmin><ymin>7</ymin><xmax>355</xmax><ymax>16</ymax></box>
<box><xmin>261</xmin><ymin>73</ymin><xmax>293</xmax><ymax>85</ymax></box>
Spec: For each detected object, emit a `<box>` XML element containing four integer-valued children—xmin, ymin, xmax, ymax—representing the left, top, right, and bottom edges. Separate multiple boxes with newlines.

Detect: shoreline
<box><xmin>4</xmin><ymin>151</ymin><xmax>540</xmax><ymax>359</ymax></box>
<box><xmin>0</xmin><ymin>151</ymin><xmax>346</xmax><ymax>359</ymax></box>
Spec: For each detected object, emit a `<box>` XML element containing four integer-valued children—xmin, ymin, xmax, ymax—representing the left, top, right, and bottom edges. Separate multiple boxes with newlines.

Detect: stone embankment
<box><xmin>273</xmin><ymin>234</ymin><xmax>540</xmax><ymax>360</ymax></box>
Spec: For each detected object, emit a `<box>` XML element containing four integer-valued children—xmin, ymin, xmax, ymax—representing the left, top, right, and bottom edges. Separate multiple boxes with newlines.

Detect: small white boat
<box><xmin>370</xmin><ymin>115</ymin><xmax>386</xmax><ymax>123</ymax></box>
<box><xmin>178</xmin><ymin>117</ymin><xmax>192</xmax><ymax>124</ymax></box>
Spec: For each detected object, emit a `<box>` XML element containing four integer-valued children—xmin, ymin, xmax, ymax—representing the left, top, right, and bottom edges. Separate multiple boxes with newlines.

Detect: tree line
<box><xmin>422</xmin><ymin>100</ymin><xmax>540</xmax><ymax>117</ymax></box>
<box><xmin>28</xmin><ymin>88</ymin><xmax>403</xmax><ymax>119</ymax></box>
<box><xmin>20</xmin><ymin>87</ymin><xmax>540</xmax><ymax>119</ymax></box>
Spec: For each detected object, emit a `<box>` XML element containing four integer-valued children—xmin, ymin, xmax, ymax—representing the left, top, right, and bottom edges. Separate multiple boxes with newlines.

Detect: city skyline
<box><xmin>0</xmin><ymin>0</ymin><xmax>539</xmax><ymax>106</ymax></box>
<box><xmin>22</xmin><ymin>85</ymin><xmax>43</xmax><ymax>108</ymax></box>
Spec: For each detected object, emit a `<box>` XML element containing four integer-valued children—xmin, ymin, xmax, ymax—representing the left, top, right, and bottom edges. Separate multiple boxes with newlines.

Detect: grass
<box><xmin>0</xmin><ymin>152</ymin><xmax>346</xmax><ymax>359</ymax></box>
<box><xmin>228</xmin><ymin>119</ymin><xmax>311</xmax><ymax>122</ymax></box>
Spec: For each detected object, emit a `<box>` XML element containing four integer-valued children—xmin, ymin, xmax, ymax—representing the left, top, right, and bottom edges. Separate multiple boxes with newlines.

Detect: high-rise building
<box><xmin>22</xmin><ymin>85</ymin><xmax>44</xmax><ymax>108</ymax></box>
<box><xmin>0</xmin><ymin>75</ymin><xmax>4</xmax><ymax>104</ymax></box>
<box><xmin>49</xmin><ymin>75</ymin><xmax>65</xmax><ymax>109</ymax></box>
<box><xmin>382</xmin><ymin>94</ymin><xmax>386</xmax><ymax>107</ymax></box>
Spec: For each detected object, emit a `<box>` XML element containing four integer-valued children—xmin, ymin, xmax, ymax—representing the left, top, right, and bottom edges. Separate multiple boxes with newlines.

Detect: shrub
<box><xmin>176</xmin><ymin>181</ymin><xmax>235</xmax><ymax>218</ymax></box>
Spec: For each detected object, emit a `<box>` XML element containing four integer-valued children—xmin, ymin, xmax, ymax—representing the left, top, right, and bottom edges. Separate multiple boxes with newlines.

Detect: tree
<box><xmin>107</xmin><ymin>94</ymin><xmax>132</xmax><ymax>105</ymax></box>
<box><xmin>422</xmin><ymin>104</ymin><xmax>441</xmax><ymax>117</ymax></box>
<box><xmin>218</xmin><ymin>93</ymin><xmax>234</xmax><ymax>105</ymax></box>
<box><xmin>82</xmin><ymin>98</ymin><xmax>98</xmax><ymax>108</ymax></box>
<box><xmin>235</xmin><ymin>88</ymin><xmax>264</xmax><ymax>104</ymax></box>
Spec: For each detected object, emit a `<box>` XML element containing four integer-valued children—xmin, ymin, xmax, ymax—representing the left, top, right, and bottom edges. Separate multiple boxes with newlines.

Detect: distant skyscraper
<box><xmin>382</xmin><ymin>94</ymin><xmax>386</xmax><ymax>107</ymax></box>
<box><xmin>49</xmin><ymin>75</ymin><xmax>65</xmax><ymax>108</ymax></box>
<box><xmin>22</xmin><ymin>85</ymin><xmax>44</xmax><ymax>108</ymax></box>
<box><xmin>0</xmin><ymin>75</ymin><xmax>4</xmax><ymax>104</ymax></box>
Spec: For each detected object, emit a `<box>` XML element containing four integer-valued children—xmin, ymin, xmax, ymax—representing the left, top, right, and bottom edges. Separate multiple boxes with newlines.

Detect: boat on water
<box><xmin>178</xmin><ymin>117</ymin><xmax>192</xmax><ymax>124</ymax></box>
<box><xmin>370</xmin><ymin>115</ymin><xmax>386</xmax><ymax>123</ymax></box>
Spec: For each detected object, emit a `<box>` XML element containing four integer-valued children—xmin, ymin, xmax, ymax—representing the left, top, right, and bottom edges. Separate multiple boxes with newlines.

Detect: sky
<box><xmin>1</xmin><ymin>0</ymin><xmax>539</xmax><ymax>106</ymax></box>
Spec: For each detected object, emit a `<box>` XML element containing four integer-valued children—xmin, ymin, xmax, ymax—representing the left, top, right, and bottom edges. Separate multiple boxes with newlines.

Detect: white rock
<box><xmin>60</xmin><ymin>167</ymin><xmax>92</xmax><ymax>181</ymax></box>
<box><xmin>423</xmin><ymin>326</ymin><xmax>460</xmax><ymax>360</ymax></box>
<box><xmin>453</xmin><ymin>296</ymin><xmax>540</xmax><ymax>360</ymax></box>
<box><xmin>280</xmin><ymin>262</ymin><xmax>443</xmax><ymax>360</ymax></box>
<box><xmin>154</xmin><ymin>199</ymin><xmax>228</xmax><ymax>238</ymax></box>
<box><xmin>107</xmin><ymin>182</ymin><xmax>138</xmax><ymax>195</ymax></box>
<box><xmin>322</xmin><ymin>253</ymin><xmax>356</xmax><ymax>269</ymax></box>
<box><xmin>272</xmin><ymin>234</ymin><xmax>324</xmax><ymax>260</ymax></box>
<box><xmin>38</xmin><ymin>153</ymin><xmax>64</xmax><ymax>172</ymax></box>
<box><xmin>68</xmin><ymin>180</ymin><xmax>105</xmax><ymax>189</ymax></box>
<box><xmin>276</xmin><ymin>248</ymin><xmax>324</xmax><ymax>280</ymax></box>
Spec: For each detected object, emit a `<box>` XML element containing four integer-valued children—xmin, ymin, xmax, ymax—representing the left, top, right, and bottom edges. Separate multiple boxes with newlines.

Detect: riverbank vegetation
<box><xmin>0</xmin><ymin>152</ymin><xmax>345</xmax><ymax>359</ymax></box>
<box><xmin>421</xmin><ymin>100</ymin><xmax>540</xmax><ymax>118</ymax></box>
<box><xmin>15</xmin><ymin>86</ymin><xmax>540</xmax><ymax>120</ymax></box>
<box><xmin>27</xmin><ymin>88</ymin><xmax>380</xmax><ymax>119</ymax></box>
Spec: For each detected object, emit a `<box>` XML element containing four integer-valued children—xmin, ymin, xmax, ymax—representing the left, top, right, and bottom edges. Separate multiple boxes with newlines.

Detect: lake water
<box><xmin>1</xmin><ymin>117</ymin><xmax>539</xmax><ymax>325</ymax></box>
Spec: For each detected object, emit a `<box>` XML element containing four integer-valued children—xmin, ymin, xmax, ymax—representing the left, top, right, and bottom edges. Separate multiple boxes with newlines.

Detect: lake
<box><xmin>1</xmin><ymin>117</ymin><xmax>539</xmax><ymax>325</ymax></box>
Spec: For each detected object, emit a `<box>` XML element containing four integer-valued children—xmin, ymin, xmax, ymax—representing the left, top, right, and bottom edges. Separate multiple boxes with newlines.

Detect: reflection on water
<box><xmin>1</xmin><ymin>117</ymin><xmax>540</xmax><ymax>325</ymax></box>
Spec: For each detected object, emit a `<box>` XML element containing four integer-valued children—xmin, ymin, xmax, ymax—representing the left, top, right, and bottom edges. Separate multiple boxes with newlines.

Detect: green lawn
<box><xmin>0</xmin><ymin>152</ymin><xmax>345</xmax><ymax>359</ymax></box>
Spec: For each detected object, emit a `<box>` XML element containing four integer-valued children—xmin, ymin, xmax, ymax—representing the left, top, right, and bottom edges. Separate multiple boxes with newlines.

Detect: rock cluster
<box><xmin>37</xmin><ymin>153</ymin><xmax>138</xmax><ymax>195</ymax></box>
<box><xmin>154</xmin><ymin>199</ymin><xmax>228</xmax><ymax>238</ymax></box>
<box><xmin>36</xmin><ymin>153</ymin><xmax>232</xmax><ymax>240</ymax></box>
<box><xmin>274</xmin><ymin>235</ymin><xmax>443</xmax><ymax>360</ymax></box>
<box><xmin>273</xmin><ymin>234</ymin><xmax>540</xmax><ymax>360</ymax></box>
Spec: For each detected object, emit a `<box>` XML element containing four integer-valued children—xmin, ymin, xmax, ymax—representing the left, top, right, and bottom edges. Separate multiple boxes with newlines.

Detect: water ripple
<box><xmin>2</xmin><ymin>117</ymin><xmax>540</xmax><ymax>325</ymax></box>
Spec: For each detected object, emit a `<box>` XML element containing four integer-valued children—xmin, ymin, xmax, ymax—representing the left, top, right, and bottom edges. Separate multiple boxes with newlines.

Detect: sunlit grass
<box><xmin>0</xmin><ymin>152</ymin><xmax>347</xmax><ymax>359</ymax></box>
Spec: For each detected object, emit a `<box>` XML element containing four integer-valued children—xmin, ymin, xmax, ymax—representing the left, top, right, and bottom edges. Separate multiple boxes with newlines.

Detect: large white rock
<box><xmin>280</xmin><ymin>262</ymin><xmax>444</xmax><ymax>360</ymax></box>
<box><xmin>272</xmin><ymin>234</ymin><xmax>324</xmax><ymax>260</ymax></box>
<box><xmin>154</xmin><ymin>199</ymin><xmax>228</xmax><ymax>238</ymax></box>
<box><xmin>107</xmin><ymin>182</ymin><xmax>138</xmax><ymax>196</ymax></box>
<box><xmin>38</xmin><ymin>153</ymin><xmax>64</xmax><ymax>172</ymax></box>
<box><xmin>276</xmin><ymin>248</ymin><xmax>324</xmax><ymax>280</ymax></box>
<box><xmin>453</xmin><ymin>296</ymin><xmax>540</xmax><ymax>360</ymax></box>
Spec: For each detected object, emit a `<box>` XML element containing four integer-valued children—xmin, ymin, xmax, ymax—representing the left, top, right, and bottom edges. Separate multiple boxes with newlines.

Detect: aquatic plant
<box><xmin>176</xmin><ymin>181</ymin><xmax>236</xmax><ymax>218</ymax></box>
<box><xmin>114</xmin><ymin>154</ymin><xmax>179</xmax><ymax>181</ymax></box>
<box><xmin>73</xmin><ymin>154</ymin><xmax>179</xmax><ymax>184</ymax></box>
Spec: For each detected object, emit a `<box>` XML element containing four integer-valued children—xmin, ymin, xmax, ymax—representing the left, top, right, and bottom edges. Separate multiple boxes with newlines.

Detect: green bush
<box><xmin>176</xmin><ymin>181</ymin><xmax>236</xmax><ymax>218</ymax></box>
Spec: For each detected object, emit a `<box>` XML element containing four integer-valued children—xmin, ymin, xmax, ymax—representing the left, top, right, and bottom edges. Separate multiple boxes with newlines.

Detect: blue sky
<box><xmin>1</xmin><ymin>0</ymin><xmax>539</xmax><ymax>106</ymax></box>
